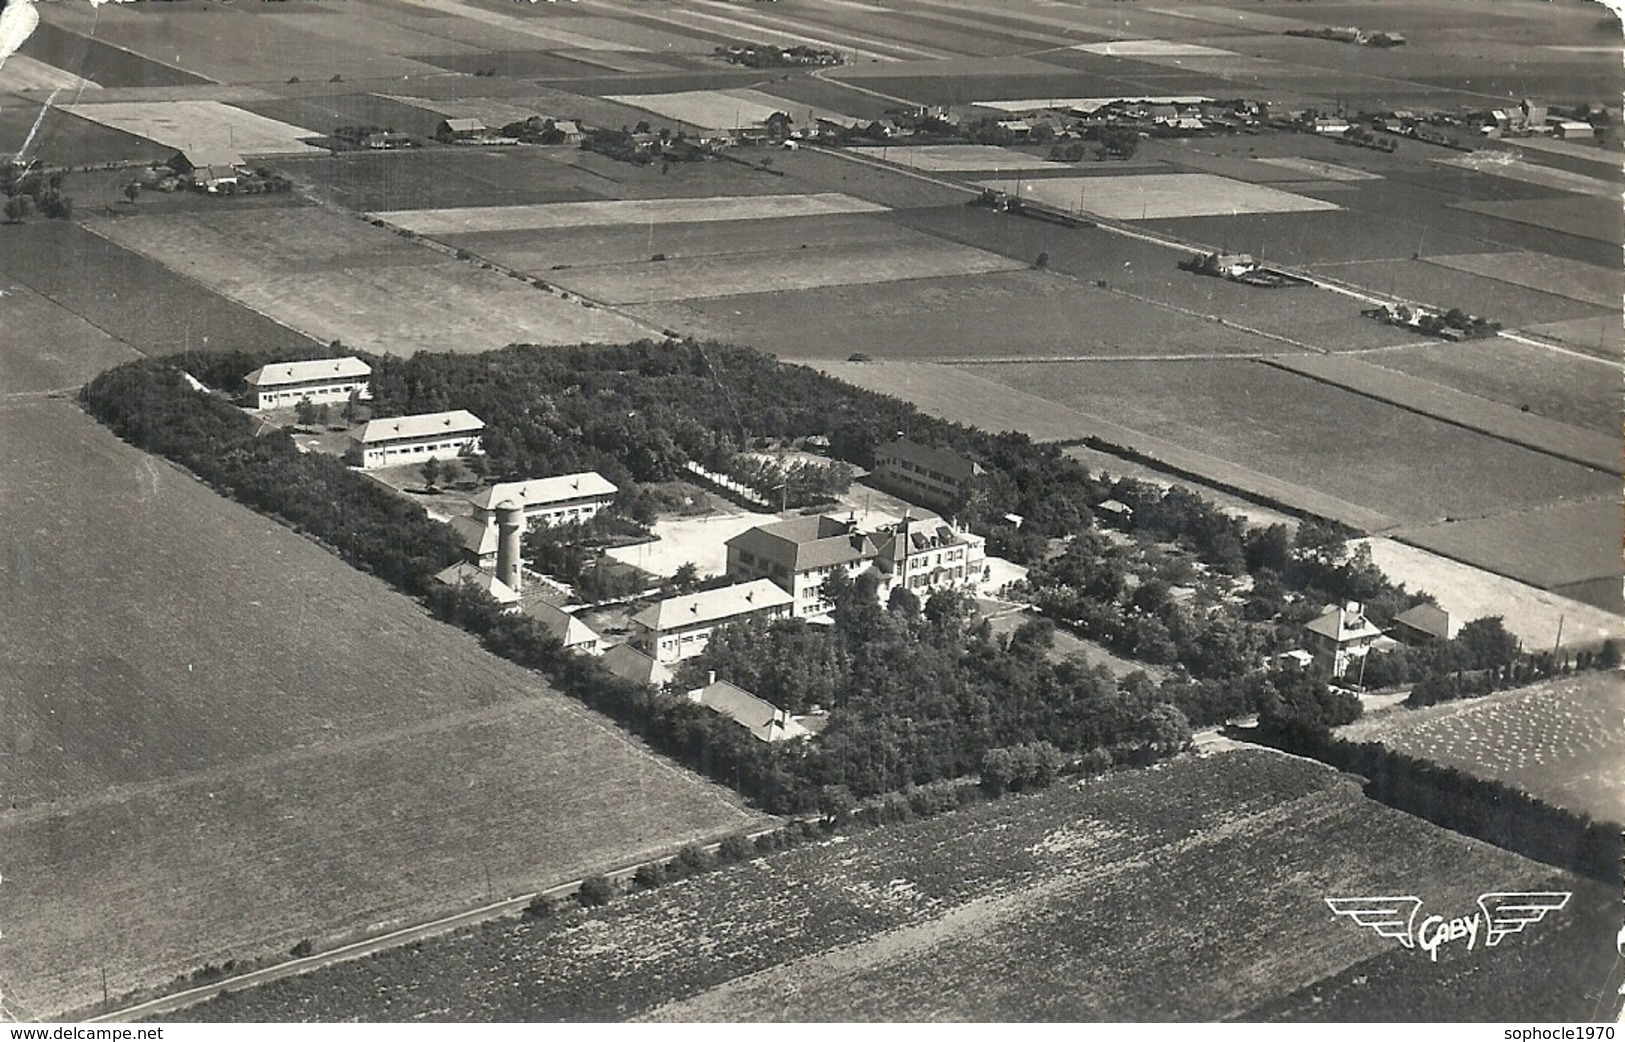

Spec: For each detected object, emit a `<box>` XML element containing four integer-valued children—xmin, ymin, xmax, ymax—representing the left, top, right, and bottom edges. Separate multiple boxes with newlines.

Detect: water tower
<box><xmin>496</xmin><ymin>500</ymin><xmax>524</xmax><ymax>595</ymax></box>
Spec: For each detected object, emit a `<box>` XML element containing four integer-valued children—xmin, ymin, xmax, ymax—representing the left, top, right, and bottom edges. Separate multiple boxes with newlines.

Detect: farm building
<box><xmin>872</xmin><ymin>438</ymin><xmax>986</xmax><ymax>509</ymax></box>
<box><xmin>167</xmin><ymin>147</ymin><xmax>245</xmax><ymax>192</ymax></box>
<box><xmin>364</xmin><ymin>132</ymin><xmax>415</xmax><ymax>150</ymax></box>
<box><xmin>1553</xmin><ymin>120</ymin><xmax>1595</xmax><ymax>140</ymax></box>
<box><xmin>525</xmin><ymin>601</ymin><xmax>603</xmax><ymax>656</ymax></box>
<box><xmin>629</xmin><ymin>579</ymin><xmax>794</xmax><ymax>664</ymax></box>
<box><xmin>1097</xmin><ymin>499</ymin><xmax>1134</xmax><ymax>525</ymax></box>
<box><xmin>726</xmin><ymin>514</ymin><xmax>876</xmax><ymax>618</ymax></box>
<box><xmin>868</xmin><ymin>513</ymin><xmax>984</xmax><ymax>600</ymax></box>
<box><xmin>466</xmin><ymin>473</ymin><xmax>618</xmax><ymax>528</ymax></box>
<box><xmin>1390</xmin><ymin>603</ymin><xmax>1453</xmax><ymax>644</ymax></box>
<box><xmin>1303</xmin><ymin>602</ymin><xmax>1395</xmax><ymax>679</ymax></box>
<box><xmin>687</xmin><ymin>676</ymin><xmax>810</xmax><ymax>743</ymax></box>
<box><xmin>601</xmin><ymin>643</ymin><xmax>674</xmax><ymax>689</ymax></box>
<box><xmin>553</xmin><ymin>120</ymin><xmax>583</xmax><ymax>142</ymax></box>
<box><xmin>437</xmin><ymin>117</ymin><xmax>487</xmax><ymax>142</ymax></box>
<box><xmin>243</xmin><ymin>356</ymin><xmax>371</xmax><ymax>410</ymax></box>
<box><xmin>348</xmin><ymin>409</ymin><xmax>484</xmax><ymax>471</ymax></box>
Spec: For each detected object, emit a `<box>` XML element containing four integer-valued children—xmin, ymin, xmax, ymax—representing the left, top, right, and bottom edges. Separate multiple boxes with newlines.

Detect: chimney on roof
<box><xmin>707</xmin><ymin>670</ymin><xmax>716</xmax><ymax>686</ymax></box>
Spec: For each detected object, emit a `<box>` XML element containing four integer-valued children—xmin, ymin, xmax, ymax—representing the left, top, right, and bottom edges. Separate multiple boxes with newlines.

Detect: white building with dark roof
<box><xmin>869</xmin><ymin>512</ymin><xmax>983</xmax><ymax>600</ymax></box>
<box><xmin>467</xmin><ymin>473</ymin><xmax>618</xmax><ymax>528</ymax></box>
<box><xmin>629</xmin><ymin>579</ymin><xmax>794</xmax><ymax>664</ymax></box>
<box><xmin>1303</xmin><ymin>601</ymin><xmax>1395</xmax><ymax>679</ymax></box>
<box><xmin>725</xmin><ymin>514</ymin><xmax>876</xmax><ymax>617</ymax></box>
<box><xmin>434</xmin><ymin>560</ymin><xmax>519</xmax><ymax>606</ymax></box>
<box><xmin>244</xmin><ymin>356</ymin><xmax>372</xmax><ymax>410</ymax></box>
<box><xmin>872</xmin><ymin>438</ymin><xmax>986</xmax><ymax>509</ymax></box>
<box><xmin>525</xmin><ymin>600</ymin><xmax>603</xmax><ymax>655</ymax></box>
<box><xmin>348</xmin><ymin>410</ymin><xmax>484</xmax><ymax>470</ymax></box>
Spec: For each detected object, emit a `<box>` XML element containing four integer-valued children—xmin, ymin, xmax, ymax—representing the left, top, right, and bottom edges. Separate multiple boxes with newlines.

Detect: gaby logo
<box><xmin>1325</xmin><ymin>892</ymin><xmax>1572</xmax><ymax>962</ymax></box>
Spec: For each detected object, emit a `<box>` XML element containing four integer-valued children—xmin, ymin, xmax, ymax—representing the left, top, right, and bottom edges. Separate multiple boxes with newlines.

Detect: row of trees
<box><xmin>2</xmin><ymin>165</ymin><xmax>73</xmax><ymax>223</ymax></box>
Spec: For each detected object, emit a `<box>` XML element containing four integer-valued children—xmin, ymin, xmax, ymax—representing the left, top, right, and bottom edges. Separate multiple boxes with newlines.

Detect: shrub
<box><xmin>524</xmin><ymin>893</ymin><xmax>558</xmax><ymax>919</ymax></box>
<box><xmin>290</xmin><ymin>939</ymin><xmax>314</xmax><ymax>958</ymax></box>
<box><xmin>632</xmin><ymin>863</ymin><xmax>664</xmax><ymax>890</ymax></box>
<box><xmin>716</xmin><ymin>832</ymin><xmax>754</xmax><ymax>863</ymax></box>
<box><xmin>576</xmin><ymin>874</ymin><xmax>616</xmax><ymax>908</ymax></box>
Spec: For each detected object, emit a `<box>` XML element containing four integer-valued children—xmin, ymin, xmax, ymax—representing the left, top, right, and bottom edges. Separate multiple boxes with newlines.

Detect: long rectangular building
<box><xmin>467</xmin><ymin>473</ymin><xmax>618</xmax><ymax>528</ymax></box>
<box><xmin>629</xmin><ymin>579</ymin><xmax>794</xmax><ymax>664</ymax></box>
<box><xmin>348</xmin><ymin>409</ymin><xmax>484</xmax><ymax>471</ymax></box>
<box><xmin>244</xmin><ymin>357</ymin><xmax>371</xmax><ymax>411</ymax></box>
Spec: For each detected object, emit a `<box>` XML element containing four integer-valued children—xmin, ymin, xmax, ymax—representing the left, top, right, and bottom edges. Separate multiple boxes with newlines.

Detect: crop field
<box><xmin>1144</xmin><ymin>209</ymin><xmax>1497</xmax><ymax>267</ymax></box>
<box><xmin>0</xmin><ymin>397</ymin><xmax>758</xmax><ymax>1018</ymax></box>
<box><xmin>444</xmin><ymin>210</ymin><xmax>905</xmax><ymax>271</ymax></box>
<box><xmin>546</xmin><ymin>237</ymin><xmax>1024</xmax><ymax>305</ymax></box>
<box><xmin>1254</xmin><ymin>157</ymin><xmax>1382</xmax><ymax>182</ymax></box>
<box><xmin>172</xmin><ymin>749</ymin><xmax>1616</xmax><ymax>1022</ymax></box>
<box><xmin>1453</xmin><ymin>196</ymin><xmax>1622</xmax><ymax>248</ymax></box>
<box><xmin>376</xmin><ymin>193</ymin><xmax>887</xmax><ymax>235</ymax></box>
<box><xmin>0</xmin><ymin>283</ymin><xmax>142</xmax><ymax>394</ymax></box>
<box><xmin>1435</xmin><ymin>155</ymin><xmax>1617</xmax><ymax>200</ymax></box>
<box><xmin>1525</xmin><ymin>314</ymin><xmax>1624</xmax><ymax>357</ymax></box>
<box><xmin>1356</xmin><ymin>538</ymin><xmax>1624</xmax><ymax>650</ymax></box>
<box><xmin>272</xmin><ymin>149</ymin><xmax>615</xmax><ymax>212</ymax></box>
<box><xmin>59</xmin><ymin>100</ymin><xmax>325</xmax><ymax>157</ymax></box>
<box><xmin>1394</xmin><ymin>498</ymin><xmax>1623</xmax><ymax>597</ymax></box>
<box><xmin>15</xmin><ymin>17</ymin><xmax>209</xmax><ymax>88</ymax></box>
<box><xmin>650</xmin><ymin>269</ymin><xmax>1290</xmax><ymax>363</ymax></box>
<box><xmin>235</xmin><ymin>92</ymin><xmax>449</xmax><ymax>142</ymax></box>
<box><xmin>968</xmin><ymin>359</ymin><xmax>1617</xmax><ymax>528</ymax></box>
<box><xmin>1354</xmin><ymin>339</ymin><xmax>1621</xmax><ymax>434</ymax></box>
<box><xmin>977</xmin><ymin>173</ymin><xmax>1340</xmax><ymax>220</ymax></box>
<box><xmin>0</xmin><ymin>100</ymin><xmax>172</xmax><ymax>169</ymax></box>
<box><xmin>849</xmin><ymin>144</ymin><xmax>1063</xmax><ymax>172</ymax></box>
<box><xmin>604</xmin><ymin>89</ymin><xmax>856</xmax><ymax>132</ymax></box>
<box><xmin>1311</xmin><ymin>258</ymin><xmax>1605</xmax><ymax>329</ymax></box>
<box><xmin>0</xmin><ymin>222</ymin><xmax>319</xmax><ymax>357</ymax></box>
<box><xmin>1423</xmin><ymin>252</ymin><xmax>1620</xmax><ymax>310</ymax></box>
<box><xmin>0</xmin><ymin>54</ymin><xmax>100</xmax><ymax>94</ymax></box>
<box><xmin>1263</xmin><ymin>354</ymin><xmax>1618</xmax><ymax>473</ymax></box>
<box><xmin>86</xmin><ymin>208</ymin><xmax>651</xmax><ymax>353</ymax></box>
<box><xmin>1340</xmin><ymin>673</ymin><xmax>1625</xmax><ymax>825</ymax></box>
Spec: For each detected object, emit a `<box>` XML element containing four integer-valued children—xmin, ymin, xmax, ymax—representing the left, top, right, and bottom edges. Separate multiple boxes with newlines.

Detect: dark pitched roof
<box><xmin>602</xmin><ymin>643</ymin><xmax>673</xmax><ymax>687</ymax></box>
<box><xmin>726</xmin><ymin>515</ymin><xmax>873</xmax><ymax>572</ymax></box>
<box><xmin>1392</xmin><ymin>603</ymin><xmax>1451</xmax><ymax>640</ymax></box>
<box><xmin>876</xmin><ymin>439</ymin><xmax>985</xmax><ymax>482</ymax></box>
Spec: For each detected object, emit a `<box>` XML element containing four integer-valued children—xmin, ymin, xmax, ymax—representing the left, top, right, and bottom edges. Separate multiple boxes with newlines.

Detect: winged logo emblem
<box><xmin>1325</xmin><ymin>891</ymin><xmax>1570</xmax><ymax>961</ymax></box>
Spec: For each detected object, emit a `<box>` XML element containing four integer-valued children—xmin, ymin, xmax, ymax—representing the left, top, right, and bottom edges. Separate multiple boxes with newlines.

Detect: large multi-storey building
<box><xmin>629</xmin><ymin>579</ymin><xmax>794</xmax><ymax>664</ymax></box>
<box><xmin>725</xmin><ymin>514</ymin><xmax>875</xmax><ymax>617</ymax></box>
<box><xmin>347</xmin><ymin>410</ymin><xmax>484</xmax><ymax>471</ymax></box>
<box><xmin>871</xmin><ymin>438</ymin><xmax>985</xmax><ymax>510</ymax></box>
<box><xmin>244</xmin><ymin>357</ymin><xmax>372</xmax><ymax>411</ymax></box>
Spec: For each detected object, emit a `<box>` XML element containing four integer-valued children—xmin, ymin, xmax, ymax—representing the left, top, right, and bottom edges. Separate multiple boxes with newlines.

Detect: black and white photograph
<box><xmin>0</xmin><ymin>0</ymin><xmax>1620</xmax><ymax>1025</ymax></box>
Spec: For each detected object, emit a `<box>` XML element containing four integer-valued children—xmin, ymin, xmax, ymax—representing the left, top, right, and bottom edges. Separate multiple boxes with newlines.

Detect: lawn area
<box><xmin>0</xmin><ymin>397</ymin><xmax>757</xmax><ymax>1018</ymax></box>
<box><xmin>171</xmin><ymin>749</ymin><xmax>1618</xmax><ymax>1022</ymax></box>
<box><xmin>965</xmin><ymin>358</ymin><xmax>1616</xmax><ymax>528</ymax></box>
<box><xmin>83</xmin><ymin>208</ymin><xmax>652</xmax><ymax>353</ymax></box>
<box><xmin>1338</xmin><ymin>672</ymin><xmax>1625</xmax><ymax>825</ymax></box>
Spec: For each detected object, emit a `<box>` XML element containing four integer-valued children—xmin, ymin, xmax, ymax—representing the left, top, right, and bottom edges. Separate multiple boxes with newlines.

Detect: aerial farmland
<box><xmin>0</xmin><ymin>0</ymin><xmax>1619</xmax><ymax>1025</ymax></box>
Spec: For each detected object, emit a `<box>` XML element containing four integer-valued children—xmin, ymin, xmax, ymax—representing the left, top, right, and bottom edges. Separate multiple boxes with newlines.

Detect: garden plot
<box><xmin>1255</xmin><ymin>157</ymin><xmax>1382</xmax><ymax>182</ymax></box>
<box><xmin>1393</xmin><ymin>498</ymin><xmax>1623</xmax><ymax>594</ymax></box>
<box><xmin>1423</xmin><ymin>252</ymin><xmax>1620</xmax><ymax>310</ymax></box>
<box><xmin>849</xmin><ymin>144</ymin><xmax>1063</xmax><ymax>172</ymax></box>
<box><xmin>546</xmin><ymin>238</ymin><xmax>1025</xmax><ymax>305</ymax></box>
<box><xmin>59</xmin><ymin>100</ymin><xmax>325</xmax><ymax>156</ymax></box>
<box><xmin>1339</xmin><ymin>672</ymin><xmax>1625</xmax><ymax>825</ymax></box>
<box><xmin>1436</xmin><ymin>154</ymin><xmax>1617</xmax><ymax>199</ymax></box>
<box><xmin>1354</xmin><ymin>537</ymin><xmax>1624</xmax><ymax>653</ymax></box>
<box><xmin>976</xmin><ymin>173</ymin><xmax>1340</xmax><ymax>220</ymax></box>
<box><xmin>376</xmin><ymin>193</ymin><xmax>886</xmax><ymax>235</ymax></box>
<box><xmin>605</xmin><ymin>89</ymin><xmax>854</xmax><ymax>132</ymax></box>
<box><xmin>86</xmin><ymin>209</ymin><xmax>651</xmax><ymax>354</ymax></box>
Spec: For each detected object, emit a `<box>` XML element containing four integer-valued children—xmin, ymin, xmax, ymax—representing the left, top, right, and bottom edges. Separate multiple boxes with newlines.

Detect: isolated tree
<box><xmin>123</xmin><ymin>183</ymin><xmax>141</xmax><ymax>206</ymax></box>
<box><xmin>818</xmin><ymin>783</ymin><xmax>856</xmax><ymax>825</ymax></box>
<box><xmin>3</xmin><ymin>194</ymin><xmax>31</xmax><ymax>223</ymax></box>
<box><xmin>669</xmin><ymin>561</ymin><xmax>700</xmax><ymax>594</ymax></box>
<box><xmin>293</xmin><ymin>397</ymin><xmax>317</xmax><ymax>425</ymax></box>
<box><xmin>420</xmin><ymin>457</ymin><xmax>442</xmax><ymax>490</ymax></box>
<box><xmin>1456</xmin><ymin>616</ymin><xmax>1519</xmax><ymax>669</ymax></box>
<box><xmin>1034</xmin><ymin>250</ymin><xmax>1050</xmax><ymax>270</ymax></box>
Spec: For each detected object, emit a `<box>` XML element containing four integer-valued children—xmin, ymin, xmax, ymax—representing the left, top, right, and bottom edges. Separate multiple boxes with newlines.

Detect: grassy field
<box><xmin>604</xmin><ymin>88</ymin><xmax>857</xmax><ymax>131</ymax></box>
<box><xmin>547</xmin><ymin>237</ymin><xmax>1024</xmax><ymax>305</ymax></box>
<box><xmin>16</xmin><ymin>17</ymin><xmax>210</xmax><ymax>88</ymax></box>
<box><xmin>1424</xmin><ymin>252</ymin><xmax>1620</xmax><ymax>309</ymax></box>
<box><xmin>1357</xmin><ymin>537</ymin><xmax>1625</xmax><ymax>650</ymax></box>
<box><xmin>1353</xmin><ymin>339</ymin><xmax>1621</xmax><ymax>435</ymax></box>
<box><xmin>1452</xmin><ymin>196</ymin><xmax>1623</xmax><ymax>250</ymax></box>
<box><xmin>849</xmin><ymin>144</ymin><xmax>1064</xmax><ymax>172</ymax></box>
<box><xmin>84</xmin><ymin>208</ymin><xmax>652</xmax><ymax>353</ymax></box>
<box><xmin>377</xmin><ymin>193</ymin><xmax>887</xmax><ymax>235</ymax></box>
<box><xmin>1435</xmin><ymin>155</ymin><xmax>1617</xmax><ymax>200</ymax></box>
<box><xmin>235</xmin><ymin>92</ymin><xmax>451</xmax><ymax>142</ymax></box>
<box><xmin>273</xmin><ymin>149</ymin><xmax>614</xmax><ymax>212</ymax></box>
<box><xmin>170</xmin><ymin>749</ymin><xmax>1617</xmax><ymax>1022</ymax></box>
<box><xmin>967</xmin><ymin>359</ymin><xmax>1617</xmax><ymax>528</ymax></box>
<box><xmin>0</xmin><ymin>101</ymin><xmax>173</xmax><ymax>169</ymax></box>
<box><xmin>0</xmin><ymin>222</ymin><xmax>319</xmax><ymax>357</ymax></box>
<box><xmin>0</xmin><ymin>397</ymin><xmax>758</xmax><ymax>1018</ymax></box>
<box><xmin>1339</xmin><ymin>673</ymin><xmax>1625</xmax><ymax>825</ymax></box>
<box><xmin>0</xmin><ymin>282</ymin><xmax>142</xmax><ymax>394</ymax></box>
<box><xmin>977</xmin><ymin>173</ymin><xmax>1341</xmax><ymax>220</ymax></box>
<box><xmin>60</xmin><ymin>100</ymin><xmax>326</xmax><ymax>157</ymax></box>
<box><xmin>1393</xmin><ymin>498</ymin><xmax>1623</xmax><ymax>595</ymax></box>
<box><xmin>1262</xmin><ymin>354</ymin><xmax>1618</xmax><ymax>472</ymax></box>
<box><xmin>651</xmin><ymin>269</ymin><xmax>1290</xmax><ymax>362</ymax></box>
<box><xmin>1310</xmin><ymin>258</ymin><xmax>1607</xmax><ymax>329</ymax></box>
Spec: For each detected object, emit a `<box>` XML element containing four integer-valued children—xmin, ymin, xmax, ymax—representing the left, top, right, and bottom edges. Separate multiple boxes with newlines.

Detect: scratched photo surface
<box><xmin>0</xmin><ymin>0</ymin><xmax>1619</xmax><ymax>1025</ymax></box>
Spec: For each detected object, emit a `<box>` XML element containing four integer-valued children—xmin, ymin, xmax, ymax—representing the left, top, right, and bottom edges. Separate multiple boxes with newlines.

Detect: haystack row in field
<box><xmin>60</xmin><ymin>100</ymin><xmax>325</xmax><ymax>156</ymax></box>
<box><xmin>547</xmin><ymin>238</ymin><xmax>1025</xmax><ymax>305</ymax></box>
<box><xmin>376</xmin><ymin>193</ymin><xmax>887</xmax><ymax>235</ymax></box>
<box><xmin>975</xmin><ymin>173</ymin><xmax>1341</xmax><ymax>220</ymax></box>
<box><xmin>1424</xmin><ymin>252</ymin><xmax>1621</xmax><ymax>309</ymax></box>
<box><xmin>849</xmin><ymin>144</ymin><xmax>1065</xmax><ymax>172</ymax></box>
<box><xmin>1355</xmin><ymin>537</ymin><xmax>1625</xmax><ymax>652</ymax></box>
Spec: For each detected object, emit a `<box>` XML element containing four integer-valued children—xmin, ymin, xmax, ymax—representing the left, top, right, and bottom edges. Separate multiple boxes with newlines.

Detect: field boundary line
<box><xmin>1257</xmin><ymin>356</ymin><xmax>1620</xmax><ymax>475</ymax></box>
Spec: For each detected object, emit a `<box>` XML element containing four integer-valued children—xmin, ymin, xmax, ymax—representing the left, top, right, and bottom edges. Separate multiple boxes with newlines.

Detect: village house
<box><xmin>725</xmin><ymin>514</ymin><xmax>876</xmax><ymax>618</ymax></box>
<box><xmin>687</xmin><ymin>676</ymin><xmax>810</xmax><ymax>743</ymax></box>
<box><xmin>436</xmin><ymin>117</ymin><xmax>487</xmax><ymax>143</ymax></box>
<box><xmin>167</xmin><ymin>148</ymin><xmax>245</xmax><ymax>192</ymax></box>
<box><xmin>868</xmin><ymin>513</ymin><xmax>985</xmax><ymax>601</ymax></box>
<box><xmin>466</xmin><ymin>472</ymin><xmax>618</xmax><ymax>528</ymax></box>
<box><xmin>871</xmin><ymin>438</ymin><xmax>986</xmax><ymax>510</ymax></box>
<box><xmin>629</xmin><ymin>579</ymin><xmax>794</xmax><ymax>664</ymax></box>
<box><xmin>347</xmin><ymin>409</ymin><xmax>484</xmax><ymax>471</ymax></box>
<box><xmin>434</xmin><ymin>560</ymin><xmax>519</xmax><ymax>606</ymax></box>
<box><xmin>601</xmin><ymin>643</ymin><xmax>674</xmax><ymax>689</ymax></box>
<box><xmin>1303</xmin><ymin>601</ymin><xmax>1393</xmax><ymax>679</ymax></box>
<box><xmin>243</xmin><ymin>356</ymin><xmax>371</xmax><ymax>411</ymax></box>
<box><xmin>1390</xmin><ymin>603</ymin><xmax>1453</xmax><ymax>645</ymax></box>
<box><xmin>525</xmin><ymin>600</ymin><xmax>603</xmax><ymax>655</ymax></box>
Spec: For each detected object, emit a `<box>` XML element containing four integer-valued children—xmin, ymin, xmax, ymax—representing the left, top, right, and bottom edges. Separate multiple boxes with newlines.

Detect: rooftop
<box><xmin>449</xmin><ymin>515</ymin><xmax>498</xmax><ymax>557</ymax></box>
<box><xmin>353</xmin><ymin>410</ymin><xmax>484</xmax><ymax>444</ymax></box>
<box><xmin>524</xmin><ymin>600</ymin><xmax>600</xmax><ymax>648</ymax></box>
<box><xmin>691</xmin><ymin>679</ymin><xmax>809</xmax><ymax>742</ymax></box>
<box><xmin>245</xmin><ymin>356</ymin><xmax>371</xmax><ymax>388</ymax></box>
<box><xmin>468</xmin><ymin>472</ymin><xmax>618</xmax><ymax>511</ymax></box>
<box><xmin>1392</xmin><ymin>603</ymin><xmax>1452</xmax><ymax>641</ymax></box>
<box><xmin>877</xmin><ymin>438</ymin><xmax>985</xmax><ymax>483</ymax></box>
<box><xmin>726</xmin><ymin>514</ymin><xmax>874</xmax><ymax>572</ymax></box>
<box><xmin>601</xmin><ymin>643</ymin><xmax>674</xmax><ymax>688</ymax></box>
<box><xmin>434</xmin><ymin>561</ymin><xmax>518</xmax><ymax>604</ymax></box>
<box><xmin>630</xmin><ymin>579</ymin><xmax>794</xmax><ymax>632</ymax></box>
<box><xmin>1304</xmin><ymin>603</ymin><xmax>1385</xmax><ymax>643</ymax></box>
